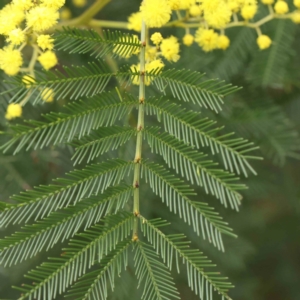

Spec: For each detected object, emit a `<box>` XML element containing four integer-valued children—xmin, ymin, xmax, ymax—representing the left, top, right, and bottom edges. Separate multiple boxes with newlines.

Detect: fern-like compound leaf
<box><xmin>1</xmin><ymin>92</ymin><xmax>136</xmax><ymax>154</ymax></box>
<box><xmin>66</xmin><ymin>239</ymin><xmax>132</xmax><ymax>300</ymax></box>
<box><xmin>134</xmin><ymin>241</ymin><xmax>180</xmax><ymax>300</ymax></box>
<box><xmin>0</xmin><ymin>184</ymin><xmax>133</xmax><ymax>267</ymax></box>
<box><xmin>0</xmin><ymin>159</ymin><xmax>133</xmax><ymax>227</ymax></box>
<box><xmin>145</xmin><ymin>127</ymin><xmax>246</xmax><ymax>210</ymax></box>
<box><xmin>5</xmin><ymin>61</ymin><xmax>112</xmax><ymax>104</ymax></box>
<box><xmin>146</xmin><ymin>97</ymin><xmax>259</xmax><ymax>176</ymax></box>
<box><xmin>140</xmin><ymin>217</ymin><xmax>234</xmax><ymax>300</ymax></box>
<box><xmin>142</xmin><ymin>161</ymin><xmax>236</xmax><ymax>251</ymax></box>
<box><xmin>14</xmin><ymin>212</ymin><xmax>134</xmax><ymax>300</ymax></box>
<box><xmin>146</xmin><ymin>68</ymin><xmax>240</xmax><ymax>113</ymax></box>
<box><xmin>55</xmin><ymin>27</ymin><xmax>141</xmax><ymax>59</ymax></box>
<box><xmin>71</xmin><ymin>126</ymin><xmax>136</xmax><ymax>165</ymax></box>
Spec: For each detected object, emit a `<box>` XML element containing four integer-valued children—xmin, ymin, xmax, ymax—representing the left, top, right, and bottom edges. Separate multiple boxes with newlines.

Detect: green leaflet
<box><xmin>0</xmin><ymin>184</ymin><xmax>133</xmax><ymax>267</ymax></box>
<box><xmin>55</xmin><ymin>27</ymin><xmax>141</xmax><ymax>59</ymax></box>
<box><xmin>0</xmin><ymin>159</ymin><xmax>134</xmax><ymax>226</ymax></box>
<box><xmin>1</xmin><ymin>92</ymin><xmax>136</xmax><ymax>154</ymax></box>
<box><xmin>15</xmin><ymin>212</ymin><xmax>134</xmax><ymax>300</ymax></box>
<box><xmin>140</xmin><ymin>217</ymin><xmax>234</xmax><ymax>300</ymax></box>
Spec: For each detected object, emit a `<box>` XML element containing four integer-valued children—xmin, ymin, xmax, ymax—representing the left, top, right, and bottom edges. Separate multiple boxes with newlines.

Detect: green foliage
<box><xmin>0</xmin><ymin>27</ymin><xmax>265</xmax><ymax>300</ymax></box>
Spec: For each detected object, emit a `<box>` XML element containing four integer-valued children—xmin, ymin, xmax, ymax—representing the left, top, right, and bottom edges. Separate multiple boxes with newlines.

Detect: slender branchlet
<box><xmin>132</xmin><ymin>20</ymin><xmax>146</xmax><ymax>241</ymax></box>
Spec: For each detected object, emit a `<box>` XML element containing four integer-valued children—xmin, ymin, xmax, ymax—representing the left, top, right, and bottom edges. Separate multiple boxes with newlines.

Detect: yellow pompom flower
<box><xmin>218</xmin><ymin>35</ymin><xmax>230</xmax><ymax>50</ymax></box>
<box><xmin>291</xmin><ymin>10</ymin><xmax>300</xmax><ymax>23</ymax></box>
<box><xmin>5</xmin><ymin>103</ymin><xmax>22</xmax><ymax>120</ymax></box>
<box><xmin>227</xmin><ymin>0</ymin><xmax>244</xmax><ymax>12</ymax></box>
<box><xmin>203</xmin><ymin>1</ymin><xmax>232</xmax><ymax>29</ymax></box>
<box><xmin>294</xmin><ymin>0</ymin><xmax>300</xmax><ymax>8</ymax></box>
<box><xmin>195</xmin><ymin>28</ymin><xmax>219</xmax><ymax>52</ymax></box>
<box><xmin>41</xmin><ymin>0</ymin><xmax>65</xmax><ymax>9</ymax></box>
<box><xmin>72</xmin><ymin>0</ymin><xmax>87</xmax><ymax>7</ymax></box>
<box><xmin>38</xmin><ymin>51</ymin><xmax>58</xmax><ymax>70</ymax></box>
<box><xmin>22</xmin><ymin>75</ymin><xmax>35</xmax><ymax>88</ymax></box>
<box><xmin>274</xmin><ymin>1</ymin><xmax>289</xmax><ymax>14</ymax></box>
<box><xmin>257</xmin><ymin>34</ymin><xmax>272</xmax><ymax>49</ymax></box>
<box><xmin>160</xmin><ymin>36</ymin><xmax>180</xmax><ymax>62</ymax></box>
<box><xmin>145</xmin><ymin>47</ymin><xmax>158</xmax><ymax>61</ymax></box>
<box><xmin>261</xmin><ymin>0</ymin><xmax>275</xmax><ymax>4</ymax></box>
<box><xmin>37</xmin><ymin>35</ymin><xmax>54</xmax><ymax>51</ymax></box>
<box><xmin>0</xmin><ymin>4</ymin><xmax>25</xmax><ymax>35</ymax></box>
<box><xmin>178</xmin><ymin>0</ymin><xmax>195</xmax><ymax>10</ymax></box>
<box><xmin>60</xmin><ymin>8</ymin><xmax>72</xmax><ymax>20</ymax></box>
<box><xmin>7</xmin><ymin>28</ymin><xmax>26</xmax><ymax>46</ymax></box>
<box><xmin>183</xmin><ymin>34</ymin><xmax>194</xmax><ymax>46</ymax></box>
<box><xmin>128</xmin><ymin>12</ymin><xmax>143</xmax><ymax>32</ymax></box>
<box><xmin>140</xmin><ymin>0</ymin><xmax>172</xmax><ymax>28</ymax></box>
<box><xmin>41</xmin><ymin>88</ymin><xmax>54</xmax><ymax>102</ymax></box>
<box><xmin>26</xmin><ymin>6</ymin><xmax>59</xmax><ymax>32</ymax></box>
<box><xmin>151</xmin><ymin>32</ymin><xmax>163</xmax><ymax>45</ymax></box>
<box><xmin>12</xmin><ymin>0</ymin><xmax>34</xmax><ymax>10</ymax></box>
<box><xmin>241</xmin><ymin>4</ymin><xmax>258</xmax><ymax>20</ymax></box>
<box><xmin>189</xmin><ymin>5</ymin><xmax>202</xmax><ymax>16</ymax></box>
<box><xmin>0</xmin><ymin>47</ymin><xmax>23</xmax><ymax>76</ymax></box>
<box><xmin>168</xmin><ymin>0</ymin><xmax>181</xmax><ymax>10</ymax></box>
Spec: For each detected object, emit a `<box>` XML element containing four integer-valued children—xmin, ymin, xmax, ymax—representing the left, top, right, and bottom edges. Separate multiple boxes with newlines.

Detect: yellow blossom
<box><xmin>37</xmin><ymin>35</ymin><xmax>54</xmax><ymax>51</ymax></box>
<box><xmin>128</xmin><ymin>12</ymin><xmax>143</xmax><ymax>32</ymax></box>
<box><xmin>294</xmin><ymin>0</ymin><xmax>300</xmax><ymax>8</ymax></box>
<box><xmin>241</xmin><ymin>4</ymin><xmax>258</xmax><ymax>20</ymax></box>
<box><xmin>41</xmin><ymin>88</ymin><xmax>55</xmax><ymax>102</ymax></box>
<box><xmin>5</xmin><ymin>103</ymin><xmax>22</xmax><ymax>120</ymax></box>
<box><xmin>0</xmin><ymin>47</ymin><xmax>23</xmax><ymax>76</ymax></box>
<box><xmin>60</xmin><ymin>8</ymin><xmax>72</xmax><ymax>20</ymax></box>
<box><xmin>291</xmin><ymin>10</ymin><xmax>300</xmax><ymax>22</ymax></box>
<box><xmin>195</xmin><ymin>28</ymin><xmax>219</xmax><ymax>52</ymax></box>
<box><xmin>227</xmin><ymin>0</ymin><xmax>244</xmax><ymax>12</ymax></box>
<box><xmin>274</xmin><ymin>1</ymin><xmax>289</xmax><ymax>14</ymax></box>
<box><xmin>38</xmin><ymin>51</ymin><xmax>58</xmax><ymax>70</ymax></box>
<box><xmin>178</xmin><ymin>0</ymin><xmax>194</xmax><ymax>9</ymax></box>
<box><xmin>151</xmin><ymin>32</ymin><xmax>163</xmax><ymax>45</ymax></box>
<box><xmin>183</xmin><ymin>34</ymin><xmax>194</xmax><ymax>46</ymax></box>
<box><xmin>12</xmin><ymin>0</ymin><xmax>33</xmax><ymax>10</ymax></box>
<box><xmin>168</xmin><ymin>0</ymin><xmax>181</xmax><ymax>10</ymax></box>
<box><xmin>41</xmin><ymin>0</ymin><xmax>65</xmax><ymax>9</ymax></box>
<box><xmin>72</xmin><ymin>0</ymin><xmax>87</xmax><ymax>7</ymax></box>
<box><xmin>7</xmin><ymin>28</ymin><xmax>26</xmax><ymax>46</ymax></box>
<box><xmin>140</xmin><ymin>0</ymin><xmax>171</xmax><ymax>28</ymax></box>
<box><xmin>202</xmin><ymin>0</ymin><xmax>232</xmax><ymax>29</ymax></box>
<box><xmin>0</xmin><ymin>4</ymin><xmax>25</xmax><ymax>35</ymax></box>
<box><xmin>261</xmin><ymin>0</ymin><xmax>275</xmax><ymax>4</ymax></box>
<box><xmin>145</xmin><ymin>47</ymin><xmax>158</xmax><ymax>61</ymax></box>
<box><xmin>22</xmin><ymin>75</ymin><xmax>35</xmax><ymax>88</ymax></box>
<box><xmin>257</xmin><ymin>34</ymin><xmax>272</xmax><ymax>49</ymax></box>
<box><xmin>26</xmin><ymin>6</ymin><xmax>59</xmax><ymax>32</ymax></box>
<box><xmin>189</xmin><ymin>5</ymin><xmax>202</xmax><ymax>16</ymax></box>
<box><xmin>218</xmin><ymin>35</ymin><xmax>230</xmax><ymax>50</ymax></box>
<box><xmin>160</xmin><ymin>36</ymin><xmax>180</xmax><ymax>62</ymax></box>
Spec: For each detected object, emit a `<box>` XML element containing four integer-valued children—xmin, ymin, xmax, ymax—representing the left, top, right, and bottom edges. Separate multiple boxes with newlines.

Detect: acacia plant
<box><xmin>1</xmin><ymin>0</ymin><xmax>300</xmax><ymax>299</ymax></box>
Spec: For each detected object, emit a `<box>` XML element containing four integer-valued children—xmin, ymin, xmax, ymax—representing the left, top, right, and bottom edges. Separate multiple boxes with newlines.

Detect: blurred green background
<box><xmin>1</xmin><ymin>0</ymin><xmax>300</xmax><ymax>299</ymax></box>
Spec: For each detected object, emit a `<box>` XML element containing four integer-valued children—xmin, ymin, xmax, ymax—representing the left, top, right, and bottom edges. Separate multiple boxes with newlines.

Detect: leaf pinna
<box><xmin>1</xmin><ymin>22</ymin><xmax>259</xmax><ymax>300</ymax></box>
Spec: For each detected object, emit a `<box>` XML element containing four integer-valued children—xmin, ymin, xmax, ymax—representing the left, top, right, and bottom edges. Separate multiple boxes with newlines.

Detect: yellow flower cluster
<box><xmin>0</xmin><ymin>0</ymin><xmax>64</xmax><ymax>120</ymax></box>
<box><xmin>128</xmin><ymin>0</ymin><xmax>300</xmax><ymax>54</ymax></box>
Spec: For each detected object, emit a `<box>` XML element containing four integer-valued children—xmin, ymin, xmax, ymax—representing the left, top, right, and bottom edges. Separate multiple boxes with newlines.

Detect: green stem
<box><xmin>54</xmin><ymin>0</ymin><xmax>111</xmax><ymax>30</ymax></box>
<box><xmin>89</xmin><ymin>19</ymin><xmax>129</xmax><ymax>29</ymax></box>
<box><xmin>132</xmin><ymin>20</ymin><xmax>146</xmax><ymax>241</ymax></box>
